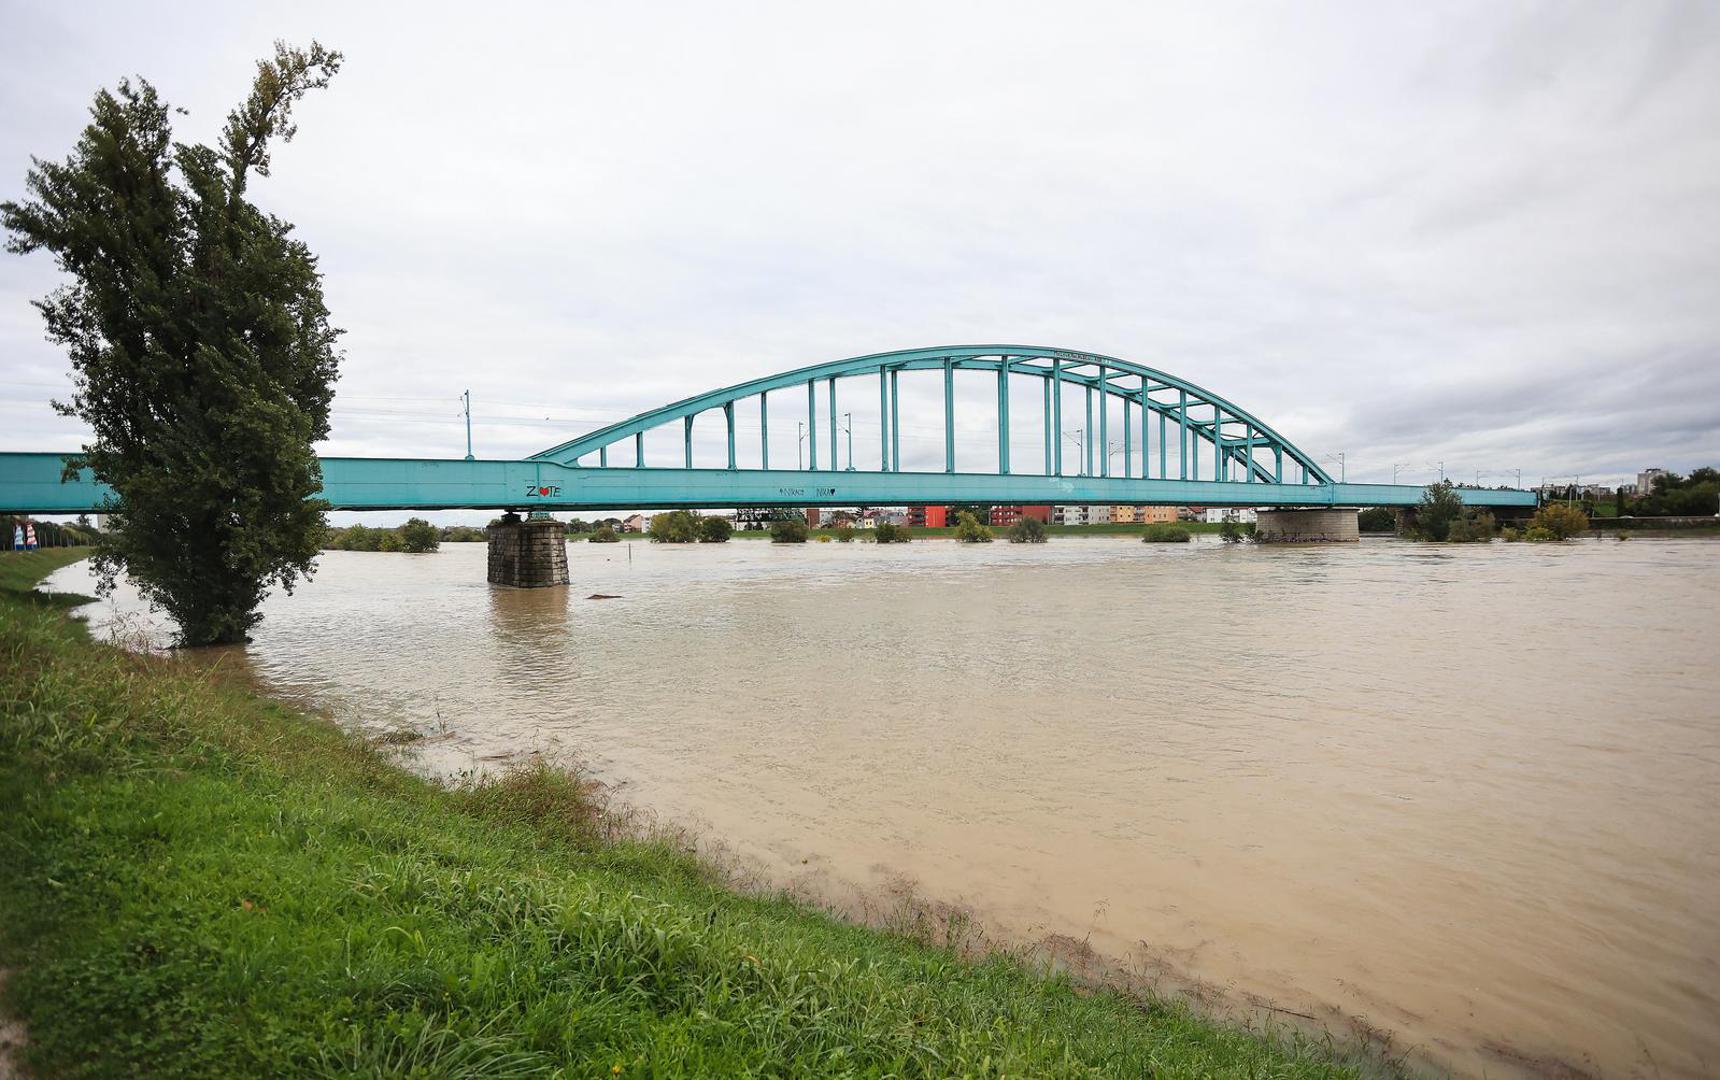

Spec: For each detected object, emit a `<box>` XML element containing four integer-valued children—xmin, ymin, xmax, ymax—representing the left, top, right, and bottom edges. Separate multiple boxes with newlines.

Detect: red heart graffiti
<box><xmin>538</xmin><ymin>487</ymin><xmax>551</xmax><ymax>495</ymax></box>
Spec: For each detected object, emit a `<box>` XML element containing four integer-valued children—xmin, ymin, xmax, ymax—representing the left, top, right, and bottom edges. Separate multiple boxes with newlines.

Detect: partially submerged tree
<box><xmin>953</xmin><ymin>511</ymin><xmax>993</xmax><ymax>543</ymax></box>
<box><xmin>399</xmin><ymin>518</ymin><xmax>440</xmax><ymax>553</ymax></box>
<box><xmin>697</xmin><ymin>516</ymin><xmax>733</xmax><ymax>543</ymax></box>
<box><xmin>1007</xmin><ymin>516</ymin><xmax>1046</xmax><ymax>543</ymax></box>
<box><xmin>873</xmin><ymin>520</ymin><xmax>910</xmax><ymax>543</ymax></box>
<box><xmin>3</xmin><ymin>43</ymin><xmax>343</xmax><ymax>644</ymax></box>
<box><xmin>1413</xmin><ymin>480</ymin><xmax>1465</xmax><ymax>542</ymax></box>
<box><xmin>647</xmin><ymin>510</ymin><xmax>700</xmax><ymax>543</ymax></box>
<box><xmin>1528</xmin><ymin>502</ymin><xmax>1589</xmax><ymax>540</ymax></box>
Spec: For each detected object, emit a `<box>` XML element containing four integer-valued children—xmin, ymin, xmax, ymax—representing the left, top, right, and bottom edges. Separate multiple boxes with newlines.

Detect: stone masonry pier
<box><xmin>1254</xmin><ymin>508</ymin><xmax>1360</xmax><ymax>542</ymax></box>
<box><xmin>486</xmin><ymin>514</ymin><xmax>569</xmax><ymax>587</ymax></box>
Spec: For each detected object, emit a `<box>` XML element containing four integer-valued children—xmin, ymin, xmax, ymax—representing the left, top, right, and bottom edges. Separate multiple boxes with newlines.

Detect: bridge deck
<box><xmin>0</xmin><ymin>452</ymin><xmax>1538</xmax><ymax>514</ymax></box>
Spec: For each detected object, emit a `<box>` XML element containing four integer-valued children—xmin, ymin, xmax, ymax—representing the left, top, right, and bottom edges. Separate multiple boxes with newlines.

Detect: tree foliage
<box><xmin>2</xmin><ymin>43</ymin><xmax>343</xmax><ymax>644</ymax></box>
<box><xmin>873</xmin><ymin>520</ymin><xmax>910</xmax><ymax>544</ymax></box>
<box><xmin>770</xmin><ymin>519</ymin><xmax>809</xmax><ymax>543</ymax></box>
<box><xmin>399</xmin><ymin>518</ymin><xmax>439</xmax><ymax>553</ymax></box>
<box><xmin>1528</xmin><ymin>502</ymin><xmax>1589</xmax><ymax>540</ymax></box>
<box><xmin>647</xmin><ymin>510</ymin><xmax>700</xmax><ymax>543</ymax></box>
<box><xmin>1141</xmin><ymin>524</ymin><xmax>1192</xmax><ymax>543</ymax></box>
<box><xmin>1413</xmin><ymin>480</ymin><xmax>1465</xmax><ymax>542</ymax></box>
<box><xmin>589</xmin><ymin>525</ymin><xmax>620</xmax><ymax>543</ymax></box>
<box><xmin>1357</xmin><ymin>507</ymin><xmax>1396</xmax><ymax>533</ymax></box>
<box><xmin>698</xmin><ymin>516</ymin><xmax>733</xmax><ymax>543</ymax></box>
<box><xmin>953</xmin><ymin>511</ymin><xmax>993</xmax><ymax>543</ymax></box>
<box><xmin>1007</xmin><ymin>516</ymin><xmax>1047</xmax><ymax>543</ymax></box>
<box><xmin>1445</xmin><ymin>509</ymin><xmax>1496</xmax><ymax>543</ymax></box>
<box><xmin>1630</xmin><ymin>468</ymin><xmax>1719</xmax><ymax>516</ymax></box>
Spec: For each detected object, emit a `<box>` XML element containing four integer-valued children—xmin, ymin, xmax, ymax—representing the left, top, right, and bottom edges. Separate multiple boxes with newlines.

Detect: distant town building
<box><xmin>621</xmin><ymin>513</ymin><xmax>646</xmax><ymax>533</ymax></box>
<box><xmin>1112</xmin><ymin>505</ymin><xmax>1178</xmax><ymax>524</ymax></box>
<box><xmin>1202</xmin><ymin>507</ymin><xmax>1258</xmax><ymax>524</ymax></box>
<box><xmin>906</xmin><ymin>505</ymin><xmax>948</xmax><ymax>528</ymax></box>
<box><xmin>989</xmin><ymin>505</ymin><xmax>1052</xmax><ymax>527</ymax></box>
<box><xmin>1052</xmin><ymin>505</ymin><xmax>1114</xmax><ymax>525</ymax></box>
<box><xmin>1636</xmin><ymin>468</ymin><xmax>1667</xmax><ymax>495</ymax></box>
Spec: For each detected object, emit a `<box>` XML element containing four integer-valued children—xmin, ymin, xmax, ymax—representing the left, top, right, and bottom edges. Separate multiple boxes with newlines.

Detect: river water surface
<box><xmin>49</xmin><ymin>536</ymin><xmax>1720</xmax><ymax>1078</ymax></box>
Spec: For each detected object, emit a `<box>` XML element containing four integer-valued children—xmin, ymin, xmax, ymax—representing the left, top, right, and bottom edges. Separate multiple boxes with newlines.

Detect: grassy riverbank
<box><xmin>1</xmin><ymin>549</ymin><xmax>1376</xmax><ymax>1077</ymax></box>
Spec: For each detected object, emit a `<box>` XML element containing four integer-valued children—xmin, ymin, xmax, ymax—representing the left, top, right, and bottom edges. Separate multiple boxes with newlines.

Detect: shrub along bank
<box><xmin>0</xmin><ymin>549</ymin><xmax>1381</xmax><ymax>1078</ymax></box>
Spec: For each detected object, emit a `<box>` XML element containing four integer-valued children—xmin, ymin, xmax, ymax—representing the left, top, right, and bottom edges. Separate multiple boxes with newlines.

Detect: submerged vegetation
<box><xmin>953</xmin><ymin>511</ymin><xmax>994</xmax><ymax>543</ymax></box>
<box><xmin>872</xmin><ymin>520</ymin><xmax>910</xmax><ymax>543</ymax></box>
<box><xmin>769</xmin><ymin>518</ymin><xmax>809</xmax><ymax>543</ymax></box>
<box><xmin>1007</xmin><ymin>516</ymin><xmax>1048</xmax><ymax>543</ymax></box>
<box><xmin>1142</xmin><ymin>523</ymin><xmax>1194</xmax><ymax>543</ymax></box>
<box><xmin>0</xmin><ymin>550</ymin><xmax>1375</xmax><ymax>1077</ymax></box>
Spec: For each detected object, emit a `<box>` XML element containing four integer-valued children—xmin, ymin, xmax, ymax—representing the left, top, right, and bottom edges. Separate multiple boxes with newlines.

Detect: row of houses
<box><xmin>619</xmin><ymin>505</ymin><xmax>1259</xmax><ymax>533</ymax></box>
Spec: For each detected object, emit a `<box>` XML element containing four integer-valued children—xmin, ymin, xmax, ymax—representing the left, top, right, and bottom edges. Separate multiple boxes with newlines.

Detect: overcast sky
<box><xmin>4</xmin><ymin>0</ymin><xmax>1718</xmax><ymax>508</ymax></box>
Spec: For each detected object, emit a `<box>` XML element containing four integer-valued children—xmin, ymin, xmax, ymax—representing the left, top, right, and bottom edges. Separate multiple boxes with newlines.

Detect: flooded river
<box><xmin>48</xmin><ymin>536</ymin><xmax>1720</xmax><ymax>1077</ymax></box>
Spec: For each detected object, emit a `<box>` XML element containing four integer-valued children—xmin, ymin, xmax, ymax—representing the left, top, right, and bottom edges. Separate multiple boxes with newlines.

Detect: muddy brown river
<box><xmin>48</xmin><ymin>536</ymin><xmax>1720</xmax><ymax>1077</ymax></box>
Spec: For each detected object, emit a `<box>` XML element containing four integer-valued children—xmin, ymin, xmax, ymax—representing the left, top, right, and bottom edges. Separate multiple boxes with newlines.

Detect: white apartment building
<box><xmin>1202</xmin><ymin>507</ymin><xmax>1258</xmax><ymax>524</ymax></box>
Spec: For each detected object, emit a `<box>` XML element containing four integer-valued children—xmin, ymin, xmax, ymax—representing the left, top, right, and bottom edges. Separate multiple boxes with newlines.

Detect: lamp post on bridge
<box><xmin>1393</xmin><ymin>462</ymin><xmax>1412</xmax><ymax>484</ymax></box>
<box><xmin>841</xmin><ymin>412</ymin><xmax>855</xmax><ymax>471</ymax></box>
<box><xmin>797</xmin><ymin>422</ymin><xmax>806</xmax><ymax>471</ymax></box>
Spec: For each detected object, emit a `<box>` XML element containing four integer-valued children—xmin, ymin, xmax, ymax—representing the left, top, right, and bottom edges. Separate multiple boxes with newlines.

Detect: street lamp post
<box><xmin>797</xmin><ymin>421</ymin><xmax>806</xmax><ymax>471</ymax></box>
<box><xmin>462</xmin><ymin>390</ymin><xmax>474</xmax><ymax>460</ymax></box>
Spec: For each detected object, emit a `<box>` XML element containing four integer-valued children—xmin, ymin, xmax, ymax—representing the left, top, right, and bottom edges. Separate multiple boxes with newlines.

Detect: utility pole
<box><xmin>1063</xmin><ymin>430</ymin><xmax>1086</xmax><ymax>476</ymax></box>
<box><xmin>797</xmin><ymin>422</ymin><xmax>807</xmax><ymax>471</ymax></box>
<box><xmin>462</xmin><ymin>390</ymin><xmax>474</xmax><ymax>460</ymax></box>
<box><xmin>1393</xmin><ymin>462</ymin><xmax>1412</xmax><ymax>484</ymax></box>
<box><xmin>842</xmin><ymin>412</ymin><xmax>855</xmax><ymax>471</ymax></box>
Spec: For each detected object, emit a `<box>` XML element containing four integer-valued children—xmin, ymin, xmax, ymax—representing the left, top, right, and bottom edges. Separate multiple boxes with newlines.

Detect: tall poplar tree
<box><xmin>3</xmin><ymin>42</ymin><xmax>343</xmax><ymax>645</ymax></box>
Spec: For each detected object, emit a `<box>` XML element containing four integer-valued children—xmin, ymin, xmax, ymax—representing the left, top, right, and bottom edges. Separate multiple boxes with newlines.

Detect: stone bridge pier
<box><xmin>486</xmin><ymin>513</ymin><xmax>569</xmax><ymax>587</ymax></box>
<box><xmin>1253</xmin><ymin>508</ymin><xmax>1359</xmax><ymax>542</ymax></box>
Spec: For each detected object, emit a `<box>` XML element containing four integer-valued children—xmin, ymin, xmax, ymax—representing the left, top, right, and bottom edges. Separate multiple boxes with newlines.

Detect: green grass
<box><xmin>0</xmin><ymin>547</ymin><xmax>95</xmax><ymax>608</ymax></box>
<box><xmin>0</xmin><ymin>553</ymin><xmax>1383</xmax><ymax>1078</ymax></box>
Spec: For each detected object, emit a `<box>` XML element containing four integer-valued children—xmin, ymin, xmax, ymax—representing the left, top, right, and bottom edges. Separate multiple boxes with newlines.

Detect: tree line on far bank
<box><xmin>322</xmin><ymin>519</ymin><xmax>440</xmax><ymax>553</ymax></box>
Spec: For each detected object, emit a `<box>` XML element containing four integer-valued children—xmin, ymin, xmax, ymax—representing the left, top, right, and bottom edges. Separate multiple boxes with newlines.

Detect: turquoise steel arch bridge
<box><xmin>0</xmin><ymin>345</ymin><xmax>1536</xmax><ymax>515</ymax></box>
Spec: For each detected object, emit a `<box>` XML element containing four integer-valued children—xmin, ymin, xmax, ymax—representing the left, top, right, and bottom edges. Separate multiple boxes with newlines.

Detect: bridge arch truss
<box><xmin>531</xmin><ymin>345</ymin><xmax>1334</xmax><ymax>489</ymax></box>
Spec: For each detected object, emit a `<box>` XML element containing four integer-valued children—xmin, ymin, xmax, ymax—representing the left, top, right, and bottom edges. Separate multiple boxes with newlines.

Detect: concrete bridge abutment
<box><xmin>1253</xmin><ymin>508</ymin><xmax>1360</xmax><ymax>543</ymax></box>
<box><xmin>486</xmin><ymin>514</ymin><xmax>569</xmax><ymax>587</ymax></box>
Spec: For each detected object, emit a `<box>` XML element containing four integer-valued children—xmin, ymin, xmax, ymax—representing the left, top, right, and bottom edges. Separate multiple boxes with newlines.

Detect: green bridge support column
<box><xmin>1084</xmin><ymin>385</ymin><xmax>1094</xmax><ymax>476</ymax></box>
<box><xmin>807</xmin><ymin>379</ymin><xmax>817</xmax><ymax>470</ymax></box>
<box><xmin>998</xmin><ymin>357</ymin><xmax>1011</xmax><ymax>474</ymax></box>
<box><xmin>760</xmin><ymin>393</ymin><xmax>769</xmax><ymax>469</ymax></box>
<box><xmin>828</xmin><ymin>379</ymin><xmax>838</xmax><ymax>471</ymax></box>
<box><xmin>725</xmin><ymin>401</ymin><xmax>735</xmax><ymax>470</ymax></box>
<box><xmin>684</xmin><ymin>416</ymin><xmax>694</xmax><ymax>469</ymax></box>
